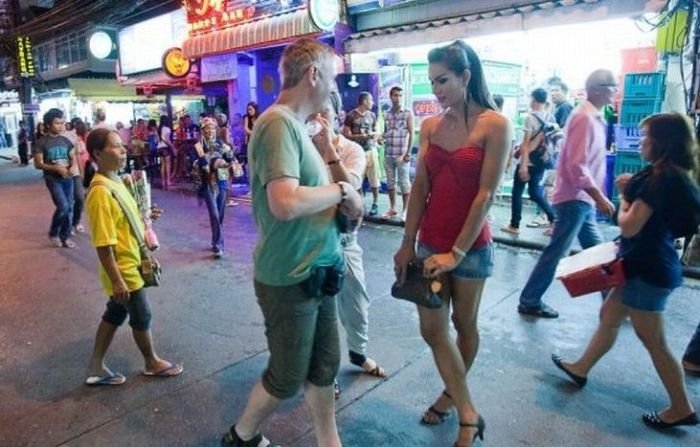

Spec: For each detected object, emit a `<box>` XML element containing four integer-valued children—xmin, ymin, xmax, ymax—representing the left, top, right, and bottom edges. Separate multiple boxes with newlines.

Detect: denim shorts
<box><xmin>102</xmin><ymin>288</ymin><xmax>152</xmax><ymax>331</ymax></box>
<box><xmin>621</xmin><ymin>276</ymin><xmax>674</xmax><ymax>312</ymax></box>
<box><xmin>417</xmin><ymin>241</ymin><xmax>494</xmax><ymax>279</ymax></box>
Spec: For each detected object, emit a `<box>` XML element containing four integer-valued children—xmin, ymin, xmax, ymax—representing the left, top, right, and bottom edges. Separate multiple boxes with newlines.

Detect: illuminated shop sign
<box><xmin>184</xmin><ymin>0</ymin><xmax>304</xmax><ymax>34</ymax></box>
<box><xmin>17</xmin><ymin>36</ymin><xmax>36</xmax><ymax>78</ymax></box>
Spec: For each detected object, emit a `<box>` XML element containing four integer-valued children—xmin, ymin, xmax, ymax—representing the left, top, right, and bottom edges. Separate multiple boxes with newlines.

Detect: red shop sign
<box><xmin>185</xmin><ymin>0</ymin><xmax>304</xmax><ymax>34</ymax></box>
<box><xmin>413</xmin><ymin>100</ymin><xmax>441</xmax><ymax>116</ymax></box>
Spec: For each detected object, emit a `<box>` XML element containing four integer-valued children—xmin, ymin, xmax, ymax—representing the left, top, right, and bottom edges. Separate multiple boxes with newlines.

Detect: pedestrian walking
<box><xmin>382</xmin><ymin>86</ymin><xmax>414</xmax><ymax>221</ymax></box>
<box><xmin>501</xmin><ymin>87</ymin><xmax>557</xmax><ymax>236</ymax></box>
<box><xmin>68</xmin><ymin>120</ymin><xmax>87</xmax><ymax>235</ymax></box>
<box><xmin>32</xmin><ymin>108</ymin><xmax>77</xmax><ymax>248</ymax></box>
<box><xmin>156</xmin><ymin>115</ymin><xmax>175</xmax><ymax>190</ymax></box>
<box><xmin>517</xmin><ymin>70</ymin><xmax>617</xmax><ymax>319</ymax></box>
<box><xmin>221</xmin><ymin>38</ymin><xmax>363</xmax><ymax>447</ymax></box>
<box><xmin>83</xmin><ymin>128</ymin><xmax>182</xmax><ymax>386</ymax></box>
<box><xmin>315</xmin><ymin>91</ymin><xmax>386</xmax><ymax>390</ymax></box>
<box><xmin>17</xmin><ymin>120</ymin><xmax>29</xmax><ymax>165</ymax></box>
<box><xmin>393</xmin><ymin>40</ymin><xmax>511</xmax><ymax>447</ymax></box>
<box><xmin>193</xmin><ymin>117</ymin><xmax>236</xmax><ymax>259</ymax></box>
<box><xmin>551</xmin><ymin>112</ymin><xmax>700</xmax><ymax>430</ymax></box>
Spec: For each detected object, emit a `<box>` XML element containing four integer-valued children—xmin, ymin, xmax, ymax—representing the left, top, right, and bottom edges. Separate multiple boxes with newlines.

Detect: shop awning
<box><xmin>345</xmin><ymin>0</ymin><xmax>648</xmax><ymax>54</ymax></box>
<box><xmin>67</xmin><ymin>78</ymin><xmax>157</xmax><ymax>102</ymax></box>
<box><xmin>182</xmin><ymin>8</ymin><xmax>323</xmax><ymax>59</ymax></box>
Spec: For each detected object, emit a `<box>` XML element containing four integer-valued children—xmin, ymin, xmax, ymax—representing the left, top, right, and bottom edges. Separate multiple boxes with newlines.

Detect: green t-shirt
<box><xmin>250</xmin><ymin>105</ymin><xmax>342</xmax><ymax>286</ymax></box>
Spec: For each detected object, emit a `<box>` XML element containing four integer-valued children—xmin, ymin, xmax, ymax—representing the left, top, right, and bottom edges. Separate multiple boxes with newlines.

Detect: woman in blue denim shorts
<box><xmin>394</xmin><ymin>40</ymin><xmax>511</xmax><ymax>446</ymax></box>
<box><xmin>551</xmin><ymin>113</ymin><xmax>700</xmax><ymax>430</ymax></box>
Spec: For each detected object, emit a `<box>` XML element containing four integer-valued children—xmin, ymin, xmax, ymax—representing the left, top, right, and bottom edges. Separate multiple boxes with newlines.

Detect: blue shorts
<box><xmin>417</xmin><ymin>241</ymin><xmax>494</xmax><ymax>279</ymax></box>
<box><xmin>621</xmin><ymin>276</ymin><xmax>674</xmax><ymax>312</ymax></box>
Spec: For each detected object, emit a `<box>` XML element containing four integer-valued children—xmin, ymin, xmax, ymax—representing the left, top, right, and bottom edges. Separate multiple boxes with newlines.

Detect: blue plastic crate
<box><xmin>623</xmin><ymin>72</ymin><xmax>665</xmax><ymax>99</ymax></box>
<box><xmin>619</xmin><ymin>98</ymin><xmax>662</xmax><ymax>125</ymax></box>
<box><xmin>611</xmin><ymin>152</ymin><xmax>648</xmax><ymax>199</ymax></box>
<box><xmin>614</xmin><ymin>125</ymin><xmax>641</xmax><ymax>152</ymax></box>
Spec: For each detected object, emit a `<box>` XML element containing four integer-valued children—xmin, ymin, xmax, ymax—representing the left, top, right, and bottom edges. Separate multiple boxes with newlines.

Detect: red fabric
<box><xmin>419</xmin><ymin>144</ymin><xmax>491</xmax><ymax>252</ymax></box>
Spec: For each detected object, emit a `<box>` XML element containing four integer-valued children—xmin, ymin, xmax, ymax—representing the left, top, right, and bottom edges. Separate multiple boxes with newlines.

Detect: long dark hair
<box><xmin>641</xmin><ymin>113</ymin><xmax>698</xmax><ymax>176</ymax></box>
<box><xmin>427</xmin><ymin>40</ymin><xmax>495</xmax><ymax>129</ymax></box>
<box><xmin>158</xmin><ymin>115</ymin><xmax>171</xmax><ymax>139</ymax></box>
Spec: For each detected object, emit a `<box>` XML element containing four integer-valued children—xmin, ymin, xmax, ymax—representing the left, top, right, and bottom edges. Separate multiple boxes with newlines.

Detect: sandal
<box><xmin>221</xmin><ymin>425</ymin><xmax>279</xmax><ymax>447</ymax></box>
<box><xmin>420</xmin><ymin>390</ymin><xmax>452</xmax><ymax>425</ymax></box>
<box><xmin>454</xmin><ymin>415</ymin><xmax>486</xmax><ymax>446</ymax></box>
<box><xmin>642</xmin><ymin>411</ymin><xmax>699</xmax><ymax>430</ymax></box>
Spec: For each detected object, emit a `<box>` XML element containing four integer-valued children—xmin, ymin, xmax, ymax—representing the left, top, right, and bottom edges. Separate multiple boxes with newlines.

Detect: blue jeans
<box><xmin>510</xmin><ymin>164</ymin><xmax>556</xmax><ymax>228</ymax></box>
<box><xmin>519</xmin><ymin>200</ymin><xmax>603</xmax><ymax>308</ymax></box>
<box><xmin>44</xmin><ymin>176</ymin><xmax>74</xmax><ymax>241</ymax></box>
<box><xmin>204</xmin><ymin>180</ymin><xmax>228</xmax><ymax>251</ymax></box>
<box><xmin>684</xmin><ymin>321</ymin><xmax>700</xmax><ymax>365</ymax></box>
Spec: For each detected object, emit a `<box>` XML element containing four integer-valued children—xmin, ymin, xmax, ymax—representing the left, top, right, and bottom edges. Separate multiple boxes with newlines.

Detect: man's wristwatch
<box><xmin>337</xmin><ymin>181</ymin><xmax>348</xmax><ymax>204</ymax></box>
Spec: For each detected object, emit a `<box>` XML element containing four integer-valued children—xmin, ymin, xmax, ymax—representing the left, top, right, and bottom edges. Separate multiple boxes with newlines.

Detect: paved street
<box><xmin>1</xmin><ymin>158</ymin><xmax>699</xmax><ymax>447</ymax></box>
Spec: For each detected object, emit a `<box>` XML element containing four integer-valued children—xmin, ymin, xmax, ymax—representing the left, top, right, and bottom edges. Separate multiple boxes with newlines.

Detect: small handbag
<box><xmin>555</xmin><ymin>241</ymin><xmax>624</xmax><ymax>297</ymax></box>
<box><xmin>91</xmin><ymin>180</ymin><xmax>162</xmax><ymax>288</ymax></box>
<box><xmin>391</xmin><ymin>260</ymin><xmax>443</xmax><ymax>309</ymax></box>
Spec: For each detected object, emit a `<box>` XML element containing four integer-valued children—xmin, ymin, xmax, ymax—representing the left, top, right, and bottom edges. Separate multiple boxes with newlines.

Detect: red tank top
<box><xmin>419</xmin><ymin>144</ymin><xmax>491</xmax><ymax>252</ymax></box>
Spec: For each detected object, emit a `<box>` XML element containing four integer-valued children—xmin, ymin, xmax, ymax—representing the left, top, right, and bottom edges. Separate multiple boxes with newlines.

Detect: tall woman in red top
<box><xmin>394</xmin><ymin>41</ymin><xmax>511</xmax><ymax>446</ymax></box>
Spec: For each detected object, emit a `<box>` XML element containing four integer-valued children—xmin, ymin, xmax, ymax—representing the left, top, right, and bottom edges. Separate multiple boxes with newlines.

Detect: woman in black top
<box><xmin>551</xmin><ymin>112</ymin><xmax>700</xmax><ymax>429</ymax></box>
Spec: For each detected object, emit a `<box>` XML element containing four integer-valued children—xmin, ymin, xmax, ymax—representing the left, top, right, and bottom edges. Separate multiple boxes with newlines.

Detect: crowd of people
<box><xmin>21</xmin><ymin>35</ymin><xmax>700</xmax><ymax>447</ymax></box>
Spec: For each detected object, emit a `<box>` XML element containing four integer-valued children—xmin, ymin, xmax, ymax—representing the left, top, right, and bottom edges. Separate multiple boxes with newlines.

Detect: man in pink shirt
<box><xmin>518</xmin><ymin>69</ymin><xmax>617</xmax><ymax>318</ymax></box>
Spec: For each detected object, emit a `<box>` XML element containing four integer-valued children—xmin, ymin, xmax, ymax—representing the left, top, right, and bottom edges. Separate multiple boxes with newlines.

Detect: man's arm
<box><xmin>33</xmin><ymin>151</ymin><xmax>68</xmax><ymax>177</ymax></box>
<box><xmin>562</xmin><ymin>115</ymin><xmax>614</xmax><ymax>215</ymax></box>
<box><xmin>404</xmin><ymin>112</ymin><xmax>415</xmax><ymax>157</ymax></box>
<box><xmin>266</xmin><ymin>177</ymin><xmax>362</xmax><ymax>221</ymax></box>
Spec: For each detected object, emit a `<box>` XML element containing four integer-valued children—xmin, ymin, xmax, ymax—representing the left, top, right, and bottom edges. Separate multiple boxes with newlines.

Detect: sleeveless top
<box><xmin>419</xmin><ymin>144</ymin><xmax>491</xmax><ymax>252</ymax></box>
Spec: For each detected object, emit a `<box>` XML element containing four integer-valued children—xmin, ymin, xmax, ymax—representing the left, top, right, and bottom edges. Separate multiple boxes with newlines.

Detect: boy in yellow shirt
<box><xmin>84</xmin><ymin>128</ymin><xmax>182</xmax><ymax>386</ymax></box>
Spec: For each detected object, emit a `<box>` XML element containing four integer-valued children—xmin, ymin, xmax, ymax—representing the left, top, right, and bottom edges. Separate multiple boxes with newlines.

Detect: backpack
<box><xmin>529</xmin><ymin>113</ymin><xmax>562</xmax><ymax>169</ymax></box>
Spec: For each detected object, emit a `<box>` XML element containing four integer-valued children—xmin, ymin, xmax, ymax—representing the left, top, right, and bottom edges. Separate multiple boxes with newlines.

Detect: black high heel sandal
<box><xmin>454</xmin><ymin>415</ymin><xmax>486</xmax><ymax>446</ymax></box>
<box><xmin>420</xmin><ymin>390</ymin><xmax>452</xmax><ymax>425</ymax></box>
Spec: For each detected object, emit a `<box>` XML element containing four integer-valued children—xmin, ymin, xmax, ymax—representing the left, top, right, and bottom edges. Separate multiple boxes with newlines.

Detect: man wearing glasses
<box><xmin>517</xmin><ymin>69</ymin><xmax>617</xmax><ymax>319</ymax></box>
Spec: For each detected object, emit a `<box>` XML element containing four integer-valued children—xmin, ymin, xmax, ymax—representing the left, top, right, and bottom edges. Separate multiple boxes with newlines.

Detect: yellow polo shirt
<box><xmin>86</xmin><ymin>173</ymin><xmax>145</xmax><ymax>296</ymax></box>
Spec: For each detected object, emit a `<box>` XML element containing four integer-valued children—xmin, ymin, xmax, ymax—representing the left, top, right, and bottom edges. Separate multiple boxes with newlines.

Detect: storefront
<box><xmin>0</xmin><ymin>90</ymin><xmax>23</xmax><ymax>149</ymax></box>
<box><xmin>116</xmin><ymin>8</ymin><xmax>203</xmax><ymax>122</ymax></box>
<box><xmin>341</xmin><ymin>0</ymin><xmax>693</xmax><ymax>197</ymax></box>
<box><xmin>181</xmin><ymin>0</ymin><xmax>345</xmax><ymax>113</ymax></box>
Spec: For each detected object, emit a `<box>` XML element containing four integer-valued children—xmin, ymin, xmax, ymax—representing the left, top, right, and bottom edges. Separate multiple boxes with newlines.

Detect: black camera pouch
<box><xmin>300</xmin><ymin>260</ymin><xmax>346</xmax><ymax>298</ymax></box>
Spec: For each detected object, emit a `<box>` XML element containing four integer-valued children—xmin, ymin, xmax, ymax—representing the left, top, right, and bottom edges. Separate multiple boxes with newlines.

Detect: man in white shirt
<box><xmin>313</xmin><ymin>91</ymin><xmax>386</xmax><ymax>389</ymax></box>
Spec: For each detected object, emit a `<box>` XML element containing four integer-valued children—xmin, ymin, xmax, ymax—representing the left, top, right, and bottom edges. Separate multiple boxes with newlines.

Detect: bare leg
<box><xmin>304</xmin><ymin>382</ymin><xmax>342</xmax><ymax>447</ymax></box>
<box><xmin>234</xmin><ymin>381</ymin><xmax>282</xmax><ymax>440</ymax></box>
<box><xmin>450</xmin><ymin>277</ymin><xmax>486</xmax><ymax>446</ymax></box>
<box><xmin>387</xmin><ymin>188</ymin><xmax>396</xmax><ymax>210</ymax></box>
<box><xmin>401</xmin><ymin>192</ymin><xmax>410</xmax><ymax>213</ymax></box>
<box><xmin>564</xmin><ymin>288</ymin><xmax>628</xmax><ymax>377</ymax></box>
<box><xmin>86</xmin><ymin>320</ymin><xmax>118</xmax><ymax>377</ymax></box>
<box><xmin>132</xmin><ymin>328</ymin><xmax>172</xmax><ymax>372</ymax></box>
<box><xmin>419</xmin><ymin>276</ymin><xmax>486</xmax><ymax>446</ymax></box>
<box><xmin>630</xmin><ymin>309</ymin><xmax>695</xmax><ymax>421</ymax></box>
<box><xmin>371</xmin><ymin>187</ymin><xmax>379</xmax><ymax>205</ymax></box>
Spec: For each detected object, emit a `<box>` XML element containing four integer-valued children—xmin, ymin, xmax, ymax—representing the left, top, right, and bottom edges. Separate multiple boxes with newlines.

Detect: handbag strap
<box><xmin>90</xmin><ymin>179</ymin><xmax>147</xmax><ymax>252</ymax></box>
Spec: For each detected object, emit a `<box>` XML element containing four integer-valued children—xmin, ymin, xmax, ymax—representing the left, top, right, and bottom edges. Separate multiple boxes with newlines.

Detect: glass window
<box><xmin>56</xmin><ymin>37</ymin><xmax>70</xmax><ymax>68</ymax></box>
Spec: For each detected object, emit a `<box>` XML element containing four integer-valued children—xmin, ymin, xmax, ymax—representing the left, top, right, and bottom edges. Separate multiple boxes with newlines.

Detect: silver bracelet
<box><xmin>452</xmin><ymin>245</ymin><xmax>466</xmax><ymax>258</ymax></box>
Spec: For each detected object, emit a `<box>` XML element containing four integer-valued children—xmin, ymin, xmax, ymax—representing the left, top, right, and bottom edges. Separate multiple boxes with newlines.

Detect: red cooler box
<box><xmin>555</xmin><ymin>241</ymin><xmax>626</xmax><ymax>297</ymax></box>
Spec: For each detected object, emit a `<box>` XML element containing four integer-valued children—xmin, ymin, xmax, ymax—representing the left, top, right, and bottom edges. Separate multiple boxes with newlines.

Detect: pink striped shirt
<box><xmin>552</xmin><ymin>101</ymin><xmax>607</xmax><ymax>206</ymax></box>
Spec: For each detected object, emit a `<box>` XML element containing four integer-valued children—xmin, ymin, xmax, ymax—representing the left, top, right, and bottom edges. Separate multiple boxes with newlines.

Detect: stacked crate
<box><xmin>611</xmin><ymin>72</ymin><xmax>665</xmax><ymax>203</ymax></box>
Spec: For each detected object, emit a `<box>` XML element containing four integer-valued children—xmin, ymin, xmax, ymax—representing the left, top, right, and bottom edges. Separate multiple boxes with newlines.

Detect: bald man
<box><xmin>518</xmin><ymin>69</ymin><xmax>618</xmax><ymax>319</ymax></box>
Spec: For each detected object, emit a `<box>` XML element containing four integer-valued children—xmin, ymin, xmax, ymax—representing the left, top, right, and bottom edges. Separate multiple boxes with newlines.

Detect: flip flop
<box><xmin>85</xmin><ymin>372</ymin><xmax>126</xmax><ymax>386</ymax></box>
<box><xmin>142</xmin><ymin>362</ymin><xmax>184</xmax><ymax>377</ymax></box>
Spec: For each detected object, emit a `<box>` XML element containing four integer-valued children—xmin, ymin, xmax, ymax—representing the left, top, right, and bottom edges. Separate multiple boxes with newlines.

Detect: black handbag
<box><xmin>391</xmin><ymin>260</ymin><xmax>443</xmax><ymax>309</ymax></box>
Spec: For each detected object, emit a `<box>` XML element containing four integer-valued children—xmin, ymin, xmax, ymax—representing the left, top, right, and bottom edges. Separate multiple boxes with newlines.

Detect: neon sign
<box><xmin>16</xmin><ymin>37</ymin><xmax>36</xmax><ymax>78</ymax></box>
<box><xmin>184</xmin><ymin>0</ymin><xmax>304</xmax><ymax>35</ymax></box>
